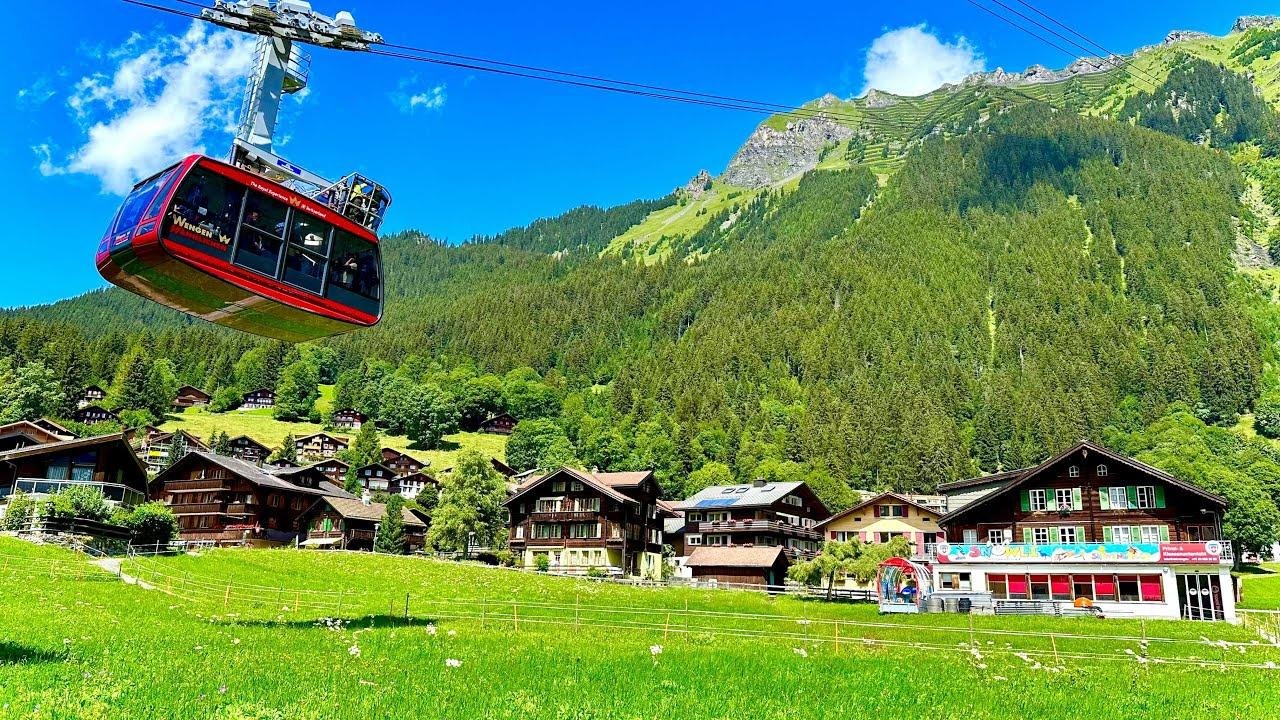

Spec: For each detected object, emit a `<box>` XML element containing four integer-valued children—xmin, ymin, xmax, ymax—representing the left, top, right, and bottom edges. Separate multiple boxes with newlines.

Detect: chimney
<box><xmin>752</xmin><ymin>478</ymin><xmax>767</xmax><ymax>488</ymax></box>
<box><xmin>361</xmin><ymin>490</ymin><xmax>372</xmax><ymax>506</ymax></box>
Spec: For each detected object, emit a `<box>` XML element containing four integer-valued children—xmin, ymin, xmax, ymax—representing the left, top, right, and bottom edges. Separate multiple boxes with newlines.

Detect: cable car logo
<box><xmin>275</xmin><ymin>158</ymin><xmax>303</xmax><ymax>176</ymax></box>
<box><xmin>171</xmin><ymin>212</ymin><xmax>232</xmax><ymax>248</ymax></box>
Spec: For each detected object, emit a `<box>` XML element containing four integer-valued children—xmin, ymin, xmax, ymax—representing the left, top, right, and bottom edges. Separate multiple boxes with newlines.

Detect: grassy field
<box><xmin>1238</xmin><ymin>564</ymin><xmax>1280</xmax><ymax>610</ymax></box>
<box><xmin>157</xmin><ymin>405</ymin><xmax>507</xmax><ymax>468</ymax></box>
<box><xmin>2</xmin><ymin>539</ymin><xmax>1279</xmax><ymax>718</ymax></box>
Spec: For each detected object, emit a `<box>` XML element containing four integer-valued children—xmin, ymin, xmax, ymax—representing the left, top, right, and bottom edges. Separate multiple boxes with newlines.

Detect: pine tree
<box><xmin>210</xmin><ymin>430</ymin><xmax>232</xmax><ymax>456</ymax></box>
<box><xmin>164</xmin><ymin>432</ymin><xmax>186</xmax><ymax>470</ymax></box>
<box><xmin>374</xmin><ymin>495</ymin><xmax>406</xmax><ymax>554</ymax></box>
<box><xmin>341</xmin><ymin>424</ymin><xmax>382</xmax><ymax>469</ymax></box>
<box><xmin>272</xmin><ymin>434</ymin><xmax>299</xmax><ymax>464</ymax></box>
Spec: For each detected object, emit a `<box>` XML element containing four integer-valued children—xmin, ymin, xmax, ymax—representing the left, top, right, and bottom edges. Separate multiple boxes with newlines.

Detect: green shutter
<box><xmin>1023</xmin><ymin>527</ymin><xmax>1034</xmax><ymax>544</ymax></box>
<box><xmin>1020</xmin><ymin>490</ymin><xmax>1031</xmax><ymax>511</ymax></box>
<box><xmin>1103</xmin><ymin>526</ymin><xmax>1114</xmax><ymax>543</ymax></box>
<box><xmin>1130</xmin><ymin>525</ymin><xmax>1141</xmax><ymax>541</ymax></box>
<box><xmin>1158</xmin><ymin>525</ymin><xmax>1170</xmax><ymax>542</ymax></box>
<box><xmin>1076</xmin><ymin>525</ymin><xmax>1087</xmax><ymax>544</ymax></box>
<box><xmin>1072</xmin><ymin>487</ymin><xmax>1082</xmax><ymax>511</ymax></box>
<box><xmin>1046</xmin><ymin>491</ymin><xmax>1057</xmax><ymax>511</ymax></box>
<box><xmin>1049</xmin><ymin>527</ymin><xmax>1061</xmax><ymax>543</ymax></box>
<box><xmin>1098</xmin><ymin>488</ymin><xmax>1110</xmax><ymax>510</ymax></box>
<box><xmin>1126</xmin><ymin>486</ymin><xmax>1138</xmax><ymax>510</ymax></box>
<box><xmin>1154</xmin><ymin>485</ymin><xmax>1166</xmax><ymax>509</ymax></box>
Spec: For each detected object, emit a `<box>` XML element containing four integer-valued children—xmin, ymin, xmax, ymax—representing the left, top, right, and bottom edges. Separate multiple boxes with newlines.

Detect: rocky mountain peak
<box><xmin>1233</xmin><ymin>16</ymin><xmax>1280</xmax><ymax>33</ymax></box>
<box><xmin>679</xmin><ymin>169</ymin><xmax>713</xmax><ymax>200</ymax></box>
<box><xmin>721</xmin><ymin>118</ymin><xmax>855</xmax><ymax>188</ymax></box>
<box><xmin>1164</xmin><ymin>30</ymin><xmax>1210</xmax><ymax>45</ymax></box>
<box><xmin>862</xmin><ymin>89</ymin><xmax>899</xmax><ymax>108</ymax></box>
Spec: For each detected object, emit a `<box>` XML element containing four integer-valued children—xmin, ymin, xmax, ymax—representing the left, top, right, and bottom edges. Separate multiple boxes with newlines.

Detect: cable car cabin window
<box><xmin>235</xmin><ymin>192</ymin><xmax>288</xmax><ymax>277</ymax></box>
<box><xmin>282</xmin><ymin>214</ymin><xmax>331</xmax><ymax>293</ymax></box>
<box><xmin>167</xmin><ymin>166</ymin><xmax>243</xmax><ymax>262</ymax></box>
<box><xmin>115</xmin><ymin>169</ymin><xmax>177</xmax><ymax>235</ymax></box>
<box><xmin>326</xmin><ymin>228</ymin><xmax>381</xmax><ymax>315</ymax></box>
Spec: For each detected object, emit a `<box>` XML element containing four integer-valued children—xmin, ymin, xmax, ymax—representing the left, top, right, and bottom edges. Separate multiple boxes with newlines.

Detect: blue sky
<box><xmin>2</xmin><ymin>0</ymin><xmax>1275</xmax><ymax>306</ymax></box>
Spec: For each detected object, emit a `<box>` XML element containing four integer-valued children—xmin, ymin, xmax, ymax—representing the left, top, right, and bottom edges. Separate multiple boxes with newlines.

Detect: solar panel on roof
<box><xmin>695</xmin><ymin>498</ymin><xmax>738</xmax><ymax>508</ymax></box>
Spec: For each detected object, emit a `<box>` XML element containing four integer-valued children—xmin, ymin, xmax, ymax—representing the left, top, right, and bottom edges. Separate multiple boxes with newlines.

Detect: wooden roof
<box><xmin>0</xmin><ymin>433</ymin><xmax>148</xmax><ymax>491</ymax></box>
<box><xmin>506</xmin><ymin>467</ymin><xmax>649</xmax><ymax>507</ymax></box>
<box><xmin>814</xmin><ymin>491</ymin><xmax>942</xmax><ymax>530</ymax></box>
<box><xmin>319</xmin><ymin>496</ymin><xmax>426</xmax><ymax>527</ymax></box>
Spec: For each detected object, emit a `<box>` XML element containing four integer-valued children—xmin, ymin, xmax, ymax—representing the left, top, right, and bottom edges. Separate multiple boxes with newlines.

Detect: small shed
<box><xmin>685</xmin><ymin>546</ymin><xmax>790</xmax><ymax>588</ymax></box>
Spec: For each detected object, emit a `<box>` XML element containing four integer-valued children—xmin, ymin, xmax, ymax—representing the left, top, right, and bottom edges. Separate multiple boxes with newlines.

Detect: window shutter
<box><xmin>1022</xmin><ymin>527</ymin><xmax>1033</xmax><ymax>544</ymax></box>
<box><xmin>1049</xmin><ymin>527</ymin><xmax>1060</xmax><ymax>543</ymax></box>
<box><xmin>873</xmin><ymin>505</ymin><xmax>881</xmax><ymax>518</ymax></box>
<box><xmin>1126</xmin><ymin>486</ymin><xmax>1138</xmax><ymax>510</ymax></box>
<box><xmin>1046</xmin><ymin>491</ymin><xmax>1057</xmax><ymax>511</ymax></box>
<box><xmin>1098</xmin><ymin>488</ymin><xmax>1110</xmax><ymax>510</ymax></box>
<box><xmin>1154</xmin><ymin>485</ymin><xmax>1166</xmax><ymax>509</ymax></box>
<box><xmin>1072</xmin><ymin>487</ymin><xmax>1082</xmax><ymax>511</ymax></box>
<box><xmin>1158</xmin><ymin>525</ymin><xmax>1170</xmax><ymax>542</ymax></box>
<box><xmin>1076</xmin><ymin>525</ymin><xmax>1087</xmax><ymax>543</ymax></box>
<box><xmin>1103</xmin><ymin>526</ymin><xmax>1114</xmax><ymax>543</ymax></box>
<box><xmin>1130</xmin><ymin>525</ymin><xmax>1141</xmax><ymax>541</ymax></box>
<box><xmin>1020</xmin><ymin>491</ymin><xmax>1031</xmax><ymax>511</ymax></box>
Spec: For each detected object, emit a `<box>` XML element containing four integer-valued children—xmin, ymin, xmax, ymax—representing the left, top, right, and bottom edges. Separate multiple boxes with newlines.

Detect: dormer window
<box><xmin>1068</xmin><ymin>466</ymin><xmax>1080</xmax><ymax>478</ymax></box>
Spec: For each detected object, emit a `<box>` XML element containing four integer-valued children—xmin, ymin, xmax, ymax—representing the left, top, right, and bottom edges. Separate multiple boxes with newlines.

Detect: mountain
<box><xmin>6</xmin><ymin>15</ymin><xmax>1280</xmax><ymax>505</ymax></box>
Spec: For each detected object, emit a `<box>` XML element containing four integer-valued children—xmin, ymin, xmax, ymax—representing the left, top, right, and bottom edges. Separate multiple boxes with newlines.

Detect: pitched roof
<box><xmin>32</xmin><ymin>418</ymin><xmax>76</xmax><ymax>438</ymax></box>
<box><xmin>677</xmin><ymin>481</ymin><xmax>806</xmax><ymax>510</ymax></box>
<box><xmin>175</xmin><ymin>385</ymin><xmax>210</xmax><ymax>397</ymax></box>
<box><xmin>229</xmin><ymin>435</ymin><xmax>270</xmax><ymax>451</ymax></box>
<box><xmin>267</xmin><ymin>464</ymin><xmax>355</xmax><ymax>498</ymax></box>
<box><xmin>936</xmin><ymin>467</ymin><xmax>1029</xmax><ymax>493</ymax></box>
<box><xmin>815</xmin><ymin>491</ymin><xmax>943</xmax><ymax>530</ymax></box>
<box><xmin>320</xmin><ymin>496</ymin><xmax>426</xmax><ymax>527</ymax></box>
<box><xmin>355</xmin><ymin>462</ymin><xmax>398</xmax><ymax>475</ymax></box>
<box><xmin>147</xmin><ymin>430</ymin><xmax>208</xmax><ymax>449</ymax></box>
<box><xmin>0</xmin><ymin>433</ymin><xmax>148</xmax><ymax>488</ymax></box>
<box><xmin>296</xmin><ymin>432</ymin><xmax>349</xmax><ymax>445</ymax></box>
<box><xmin>939</xmin><ymin>440</ymin><xmax>1227</xmax><ymax>524</ymax></box>
<box><xmin>0</xmin><ymin>420</ymin><xmax>67</xmax><ymax>445</ymax></box>
<box><xmin>685</xmin><ymin>546</ymin><xmax>787</xmax><ymax>568</ymax></box>
<box><xmin>506</xmin><ymin>467</ymin><xmax>643</xmax><ymax>507</ymax></box>
<box><xmin>161</xmin><ymin>451</ymin><xmax>351</xmax><ymax>497</ymax></box>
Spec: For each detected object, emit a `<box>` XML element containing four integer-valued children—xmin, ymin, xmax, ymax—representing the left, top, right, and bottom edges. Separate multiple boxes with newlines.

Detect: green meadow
<box><xmin>2</xmin><ymin>538</ymin><xmax>1280</xmax><ymax>719</ymax></box>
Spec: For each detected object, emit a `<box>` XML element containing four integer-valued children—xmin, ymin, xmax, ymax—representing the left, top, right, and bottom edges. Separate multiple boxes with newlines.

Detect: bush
<box><xmin>117</xmin><ymin>503</ymin><xmax>179</xmax><ymax>548</ymax></box>
<box><xmin>1</xmin><ymin>491</ymin><xmax>36</xmax><ymax>531</ymax></box>
<box><xmin>46</xmin><ymin>486</ymin><xmax>110</xmax><ymax>522</ymax></box>
<box><xmin>1256</xmin><ymin>391</ymin><xmax>1280</xmax><ymax>438</ymax></box>
<box><xmin>534</xmin><ymin>554</ymin><xmax>550</xmax><ymax>572</ymax></box>
<box><xmin>586</xmin><ymin>566</ymin><xmax>607</xmax><ymax>579</ymax></box>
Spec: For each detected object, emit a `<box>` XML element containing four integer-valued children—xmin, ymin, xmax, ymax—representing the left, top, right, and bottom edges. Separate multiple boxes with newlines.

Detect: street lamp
<box><xmin>466</xmin><ymin>531</ymin><xmax>476</xmax><ymax>561</ymax></box>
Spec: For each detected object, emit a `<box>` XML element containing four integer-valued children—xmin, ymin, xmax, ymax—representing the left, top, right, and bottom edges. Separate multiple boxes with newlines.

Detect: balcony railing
<box><xmin>169</xmin><ymin>502</ymin><xmax>223</xmax><ymax>515</ymax></box>
<box><xmin>166</xmin><ymin>478</ymin><xmax>229</xmax><ymax>491</ymax></box>
<box><xmin>934</xmin><ymin>541</ymin><xmax>1232</xmax><ymax>566</ymax></box>
<box><xmin>694</xmin><ymin>520</ymin><xmax>821</xmax><ymax>540</ymax></box>
<box><xmin>529</xmin><ymin>510</ymin><xmax>600</xmax><ymax>522</ymax></box>
<box><xmin>4</xmin><ymin>478</ymin><xmax>146</xmax><ymax>508</ymax></box>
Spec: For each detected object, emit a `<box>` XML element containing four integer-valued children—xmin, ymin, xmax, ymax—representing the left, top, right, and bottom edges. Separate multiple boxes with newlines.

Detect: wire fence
<box><xmin>116</xmin><ymin>555</ymin><xmax>1280</xmax><ymax>671</ymax></box>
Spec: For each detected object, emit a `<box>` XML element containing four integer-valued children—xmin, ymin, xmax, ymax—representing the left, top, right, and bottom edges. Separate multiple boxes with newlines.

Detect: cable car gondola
<box><xmin>97</xmin><ymin>0</ymin><xmax>390</xmax><ymax>342</ymax></box>
<box><xmin>97</xmin><ymin>154</ymin><xmax>388</xmax><ymax>342</ymax></box>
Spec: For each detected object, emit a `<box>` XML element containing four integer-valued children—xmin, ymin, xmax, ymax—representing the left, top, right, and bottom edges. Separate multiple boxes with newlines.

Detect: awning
<box><xmin>299</xmin><ymin>537</ymin><xmax>341</xmax><ymax>547</ymax></box>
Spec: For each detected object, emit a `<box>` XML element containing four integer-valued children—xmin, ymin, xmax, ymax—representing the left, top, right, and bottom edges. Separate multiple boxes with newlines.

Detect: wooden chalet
<box><xmin>150</xmin><ymin>451</ymin><xmax>354</xmax><ymax>545</ymax></box>
<box><xmin>0</xmin><ymin>420</ymin><xmax>71</xmax><ymax>451</ymax></box>
<box><xmin>332</xmin><ymin>408</ymin><xmax>368</xmax><ymax>430</ymax></box>
<box><xmin>397</xmin><ymin>471</ymin><xmax>437</xmax><ymax>500</ymax></box>
<box><xmin>354</xmin><ymin>463</ymin><xmax>401</xmax><ymax>494</ymax></box>
<box><xmin>71</xmin><ymin>405</ymin><xmax>118</xmax><ymax>425</ymax></box>
<box><xmin>138</xmin><ymin>430</ymin><xmax>209</xmax><ymax>475</ymax></box>
<box><xmin>310</xmin><ymin>458</ymin><xmax>350</xmax><ymax>483</ymax></box>
<box><xmin>380</xmin><ymin>447</ymin><xmax>426</xmax><ymax>476</ymax></box>
<box><xmin>816</xmin><ymin>491</ymin><xmax>945</xmax><ymax>560</ymax></box>
<box><xmin>935</xmin><ymin>440</ymin><xmax>1236</xmax><ymax>621</ymax></box>
<box><xmin>674</xmin><ymin>480</ymin><xmax>830</xmax><ymax>562</ymax></box>
<box><xmin>227</xmin><ymin>435</ymin><xmax>271</xmax><ymax>464</ymax></box>
<box><xmin>506</xmin><ymin>468</ymin><xmax>667</xmax><ymax>577</ymax></box>
<box><xmin>173</xmin><ymin>385</ymin><xmax>212</xmax><ymax>408</ymax></box>
<box><xmin>240</xmin><ymin>389</ymin><xmax>276</xmax><ymax>410</ymax></box>
<box><xmin>685</xmin><ymin>546</ymin><xmax>789</xmax><ymax>587</ymax></box>
<box><xmin>267</xmin><ymin>457</ymin><xmax>301</xmax><ymax>469</ymax></box>
<box><xmin>32</xmin><ymin>418</ymin><xmax>76</xmax><ymax>440</ymax></box>
<box><xmin>0</xmin><ymin>433</ymin><xmax>149</xmax><ymax>507</ymax></box>
<box><xmin>478</xmin><ymin>413</ymin><xmax>518</xmax><ymax>435</ymax></box>
<box><xmin>490</xmin><ymin>457</ymin><xmax>517</xmax><ymax>478</ymax></box>
<box><xmin>295</xmin><ymin>432</ymin><xmax>349</xmax><ymax>460</ymax></box>
<box><xmin>78</xmin><ymin>385</ymin><xmax>106</xmax><ymax>409</ymax></box>
<box><xmin>300</xmin><ymin>496</ymin><xmax>427</xmax><ymax>552</ymax></box>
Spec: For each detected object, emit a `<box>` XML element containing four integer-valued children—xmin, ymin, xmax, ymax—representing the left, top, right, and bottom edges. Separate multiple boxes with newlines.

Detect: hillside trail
<box><xmin>91</xmin><ymin>557</ymin><xmax>155</xmax><ymax>590</ymax></box>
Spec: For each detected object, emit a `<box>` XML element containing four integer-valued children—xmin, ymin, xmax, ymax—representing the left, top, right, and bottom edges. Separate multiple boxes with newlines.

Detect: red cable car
<box><xmin>97</xmin><ymin>154</ymin><xmax>389</xmax><ymax>342</ymax></box>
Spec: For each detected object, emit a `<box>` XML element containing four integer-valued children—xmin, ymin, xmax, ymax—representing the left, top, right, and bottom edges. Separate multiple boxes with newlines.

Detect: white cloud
<box><xmin>862</xmin><ymin>25</ymin><xmax>984</xmax><ymax>97</ymax></box>
<box><xmin>409</xmin><ymin>84</ymin><xmax>447</xmax><ymax>111</ymax></box>
<box><xmin>16</xmin><ymin>78</ymin><xmax>56</xmax><ymax>106</ymax></box>
<box><xmin>42</xmin><ymin>21</ymin><xmax>255</xmax><ymax>194</ymax></box>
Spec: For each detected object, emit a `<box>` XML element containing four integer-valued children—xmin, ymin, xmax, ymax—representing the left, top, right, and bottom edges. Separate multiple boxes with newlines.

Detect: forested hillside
<box><xmin>7</xmin><ymin>23</ymin><xmax>1280</xmax><ymax>523</ymax></box>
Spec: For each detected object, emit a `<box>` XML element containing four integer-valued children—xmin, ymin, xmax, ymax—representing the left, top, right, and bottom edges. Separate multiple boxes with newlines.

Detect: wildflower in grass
<box><xmin>796</xmin><ymin>619</ymin><xmax>811</xmax><ymax>626</ymax></box>
<box><xmin>218</xmin><ymin>685</ymin><xmax>227</xmax><ymax>695</ymax></box>
<box><xmin>650</xmin><ymin>645</ymin><xmax>663</xmax><ymax>656</ymax></box>
<box><xmin>426</xmin><ymin>625</ymin><xmax>438</xmax><ymax>636</ymax></box>
<box><xmin>793</xmin><ymin>648</ymin><xmax>808</xmax><ymax>658</ymax></box>
<box><xmin>445</xmin><ymin>658</ymin><xmax>461</xmax><ymax>668</ymax></box>
<box><xmin>62</xmin><ymin>638</ymin><xmax>71</xmax><ymax>645</ymax></box>
<box><xmin>231</xmin><ymin>638</ymin><xmax>240</xmax><ymax>645</ymax></box>
<box><xmin>975</xmin><ymin>663</ymin><xmax>987</xmax><ymax>670</ymax></box>
<box><xmin>348</xmin><ymin>645</ymin><xmax>361</xmax><ymax>657</ymax></box>
<box><xmin>447</xmin><ymin>630</ymin><xmax>456</xmax><ymax>637</ymax></box>
<box><xmin>993</xmin><ymin>675</ymin><xmax>1007</xmax><ymax>681</ymax></box>
<box><xmin>193</xmin><ymin>646</ymin><xmax>204</xmax><ymax>652</ymax></box>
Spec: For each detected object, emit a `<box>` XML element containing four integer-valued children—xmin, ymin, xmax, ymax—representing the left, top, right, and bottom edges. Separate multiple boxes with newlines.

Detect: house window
<box><xmin>1072</xmin><ymin>575</ymin><xmax>1094</xmax><ymax>600</ymax></box>
<box><xmin>756</xmin><ymin>535</ymin><xmax>778</xmax><ymax>546</ymax></box>
<box><xmin>1032</xmin><ymin>527</ymin><xmax>1050</xmax><ymax>545</ymax></box>
<box><xmin>939</xmin><ymin>572</ymin><xmax>971</xmax><ymax>590</ymax></box>
<box><xmin>988</xmin><ymin>529</ymin><xmax>1010</xmax><ymax>545</ymax></box>
<box><xmin>1116</xmin><ymin>575</ymin><xmax>1141</xmax><ymax>602</ymax></box>
<box><xmin>1055</xmin><ymin>488</ymin><xmax>1073</xmax><ymax>510</ymax></box>
<box><xmin>1029</xmin><ymin>575</ymin><xmax>1050</xmax><ymax>600</ymax></box>
<box><xmin>1140</xmin><ymin>525</ymin><xmax>1162</xmax><ymax>544</ymax></box>
<box><xmin>268</xmin><ymin>494</ymin><xmax>281</xmax><ymax>508</ymax></box>
<box><xmin>963</xmin><ymin>529</ymin><xmax>978</xmax><ymax>544</ymax></box>
<box><xmin>706</xmin><ymin>512</ymin><xmax>728</xmax><ymax>523</ymax></box>
<box><xmin>686</xmin><ymin>535</ymin><xmax>703</xmax><ymax>546</ymax></box>
<box><xmin>1029</xmin><ymin>489</ymin><xmax>1047</xmax><ymax>511</ymax></box>
<box><xmin>536</xmin><ymin>498</ymin><xmax>563</xmax><ymax>513</ymax></box>
<box><xmin>1097</xmin><ymin>464</ymin><xmax>1108</xmax><ymax>477</ymax></box>
<box><xmin>1136</xmin><ymin>486</ymin><xmax>1156</xmax><ymax>509</ymax></box>
<box><xmin>1068</xmin><ymin>465</ymin><xmax>1080</xmax><ymax>478</ymax></box>
<box><xmin>784</xmin><ymin>495</ymin><xmax>803</xmax><ymax>506</ymax></box>
<box><xmin>1058</xmin><ymin>526</ymin><xmax>1078</xmax><ymax>544</ymax></box>
<box><xmin>1051</xmin><ymin>575</ymin><xmax>1072</xmax><ymax>600</ymax></box>
<box><xmin>552</xmin><ymin>481</ymin><xmax>566</xmax><ymax>492</ymax></box>
<box><xmin>570</xmin><ymin>481</ymin><xmax>583</xmax><ymax>491</ymax></box>
<box><xmin>706</xmin><ymin>535</ymin><xmax>729</xmax><ymax>546</ymax></box>
<box><xmin>832</xmin><ymin>532</ymin><xmax>856</xmax><ymax>542</ymax></box>
<box><xmin>568</xmin><ymin>523</ymin><xmax>599</xmax><ymax>539</ymax></box>
<box><xmin>514</xmin><ymin>525</ymin><xmax>524</xmax><ymax>539</ymax></box>
<box><xmin>687</xmin><ymin>512</ymin><xmax>703</xmax><ymax>523</ymax></box>
<box><xmin>1110</xmin><ymin>526</ymin><xmax>1133</xmax><ymax>544</ymax></box>
<box><xmin>876</xmin><ymin>531</ymin><xmax>905</xmax><ymax>544</ymax></box>
<box><xmin>1108</xmin><ymin>487</ymin><xmax>1128</xmax><ymax>509</ymax></box>
<box><xmin>877</xmin><ymin>504</ymin><xmax>906</xmax><ymax>517</ymax></box>
<box><xmin>533</xmin><ymin>524</ymin><xmax>559</xmax><ymax>539</ymax></box>
<box><xmin>988</xmin><ymin>574</ymin><xmax>1008</xmax><ymax>599</ymax></box>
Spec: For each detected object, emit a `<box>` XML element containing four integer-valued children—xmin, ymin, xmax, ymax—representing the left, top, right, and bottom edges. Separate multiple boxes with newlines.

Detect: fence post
<box><xmin>684</xmin><ymin>599</ymin><xmax>689</xmax><ymax>642</ymax></box>
<box><xmin>404</xmin><ymin>593</ymin><xmax>410</xmax><ymax>623</ymax></box>
<box><xmin>513</xmin><ymin>604</ymin><xmax>519</xmax><ymax>633</ymax></box>
<box><xmin>224</xmin><ymin>582</ymin><xmax>231</xmax><ymax>610</ymax></box>
<box><xmin>481</xmin><ymin>597</ymin><xmax>487</xmax><ymax>629</ymax></box>
<box><xmin>968</xmin><ymin>613</ymin><xmax>975</xmax><ymax>648</ymax></box>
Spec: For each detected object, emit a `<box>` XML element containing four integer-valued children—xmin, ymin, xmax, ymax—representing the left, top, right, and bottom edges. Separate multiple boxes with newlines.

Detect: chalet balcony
<box><xmin>224</xmin><ymin>502</ymin><xmax>257</xmax><ymax>516</ymax></box>
<box><xmin>934</xmin><ymin>541</ymin><xmax>1233</xmax><ymax>566</ymax></box>
<box><xmin>169</xmin><ymin>502</ymin><xmax>224</xmax><ymax>515</ymax></box>
<box><xmin>509</xmin><ymin>520</ymin><xmax>627</xmax><ymax>547</ymax></box>
<box><xmin>5</xmin><ymin>478</ymin><xmax>146</xmax><ymax>508</ymax></box>
<box><xmin>166</xmin><ymin>479</ymin><xmax>229</xmax><ymax>492</ymax></box>
<box><xmin>695</xmin><ymin>520</ymin><xmax>821</xmax><ymax>540</ymax></box>
<box><xmin>528</xmin><ymin>510</ymin><xmax>601</xmax><ymax>522</ymax></box>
